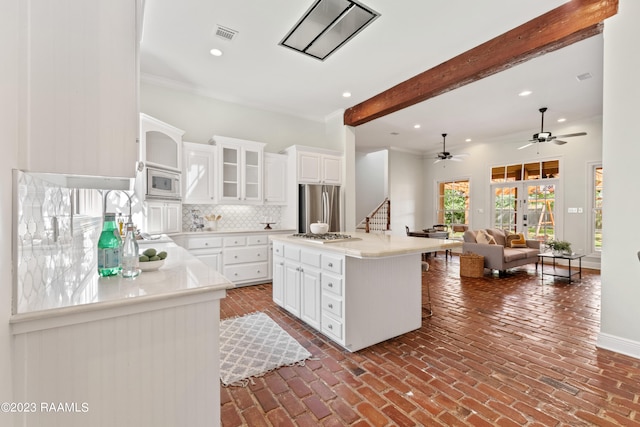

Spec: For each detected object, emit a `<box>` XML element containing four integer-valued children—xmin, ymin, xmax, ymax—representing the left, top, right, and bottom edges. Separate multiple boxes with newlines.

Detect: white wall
<box><xmin>422</xmin><ymin>116</ymin><xmax>603</xmax><ymax>265</ymax></box>
<box><xmin>0</xmin><ymin>0</ymin><xmax>18</xmax><ymax>405</ymax></box>
<box><xmin>598</xmin><ymin>0</ymin><xmax>640</xmax><ymax>358</ymax></box>
<box><xmin>140</xmin><ymin>82</ymin><xmax>334</xmax><ymax>153</ymax></box>
<box><xmin>388</xmin><ymin>150</ymin><xmax>424</xmax><ymax>235</ymax></box>
<box><xmin>355</xmin><ymin>150</ymin><xmax>388</xmax><ymax>222</ymax></box>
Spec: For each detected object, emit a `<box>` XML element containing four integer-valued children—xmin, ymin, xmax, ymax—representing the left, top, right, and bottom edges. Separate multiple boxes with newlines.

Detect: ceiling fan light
<box><xmin>534</xmin><ymin>132</ymin><xmax>552</xmax><ymax>141</ymax></box>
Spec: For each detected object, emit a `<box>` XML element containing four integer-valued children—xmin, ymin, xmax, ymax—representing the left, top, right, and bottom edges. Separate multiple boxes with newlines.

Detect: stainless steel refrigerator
<box><xmin>298</xmin><ymin>184</ymin><xmax>341</xmax><ymax>233</ymax></box>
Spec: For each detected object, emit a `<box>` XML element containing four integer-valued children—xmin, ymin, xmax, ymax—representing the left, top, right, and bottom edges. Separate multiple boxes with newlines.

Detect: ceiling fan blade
<box><xmin>553</xmin><ymin>140</ymin><xmax>567</xmax><ymax>145</ymax></box>
<box><xmin>554</xmin><ymin>132</ymin><xmax>587</xmax><ymax>138</ymax></box>
<box><xmin>518</xmin><ymin>143</ymin><xmax>534</xmax><ymax>150</ymax></box>
<box><xmin>455</xmin><ymin>152</ymin><xmax>470</xmax><ymax>158</ymax></box>
<box><xmin>434</xmin><ymin>159</ymin><xmax>442</xmax><ymax>164</ymax></box>
<box><xmin>450</xmin><ymin>157</ymin><xmax>463</xmax><ymax>162</ymax></box>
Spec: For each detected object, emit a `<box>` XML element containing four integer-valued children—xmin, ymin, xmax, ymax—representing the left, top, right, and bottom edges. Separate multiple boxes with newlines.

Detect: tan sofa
<box><xmin>462</xmin><ymin>228</ymin><xmax>541</xmax><ymax>277</ymax></box>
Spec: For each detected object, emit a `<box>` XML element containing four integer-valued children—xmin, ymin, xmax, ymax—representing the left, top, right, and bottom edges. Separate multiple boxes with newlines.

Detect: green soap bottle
<box><xmin>97</xmin><ymin>212</ymin><xmax>122</xmax><ymax>277</ymax></box>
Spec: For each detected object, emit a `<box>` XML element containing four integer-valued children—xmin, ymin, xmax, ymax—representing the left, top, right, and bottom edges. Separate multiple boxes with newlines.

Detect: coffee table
<box><xmin>538</xmin><ymin>252</ymin><xmax>585</xmax><ymax>283</ymax></box>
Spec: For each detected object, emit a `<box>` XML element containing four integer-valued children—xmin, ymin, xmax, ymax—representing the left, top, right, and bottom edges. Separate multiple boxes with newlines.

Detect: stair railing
<box><xmin>360</xmin><ymin>198</ymin><xmax>390</xmax><ymax>233</ymax></box>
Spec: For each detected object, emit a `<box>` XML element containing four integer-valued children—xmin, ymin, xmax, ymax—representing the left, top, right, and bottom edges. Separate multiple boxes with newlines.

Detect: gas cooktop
<box><xmin>291</xmin><ymin>233</ymin><xmax>361</xmax><ymax>243</ymax></box>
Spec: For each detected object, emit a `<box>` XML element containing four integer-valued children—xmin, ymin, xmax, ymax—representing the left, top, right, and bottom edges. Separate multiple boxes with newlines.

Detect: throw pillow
<box><xmin>510</xmin><ymin>233</ymin><xmax>527</xmax><ymax>248</ymax></box>
<box><xmin>476</xmin><ymin>229</ymin><xmax>496</xmax><ymax>245</ymax></box>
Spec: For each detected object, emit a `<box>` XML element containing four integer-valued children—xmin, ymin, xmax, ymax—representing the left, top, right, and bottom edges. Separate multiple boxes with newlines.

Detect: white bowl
<box><xmin>139</xmin><ymin>259</ymin><xmax>164</xmax><ymax>272</ymax></box>
<box><xmin>310</xmin><ymin>222</ymin><xmax>329</xmax><ymax>234</ymax></box>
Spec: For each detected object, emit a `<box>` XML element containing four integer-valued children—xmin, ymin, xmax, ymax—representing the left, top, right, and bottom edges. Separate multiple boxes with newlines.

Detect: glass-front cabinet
<box><xmin>214</xmin><ymin>136</ymin><xmax>266</xmax><ymax>204</ymax></box>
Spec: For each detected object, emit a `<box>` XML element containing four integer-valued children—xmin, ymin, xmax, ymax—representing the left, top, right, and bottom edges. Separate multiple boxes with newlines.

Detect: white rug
<box><xmin>219</xmin><ymin>312</ymin><xmax>312</xmax><ymax>387</ymax></box>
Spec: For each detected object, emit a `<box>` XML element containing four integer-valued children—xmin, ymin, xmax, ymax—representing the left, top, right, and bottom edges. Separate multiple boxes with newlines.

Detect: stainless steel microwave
<box><xmin>146</xmin><ymin>166</ymin><xmax>181</xmax><ymax>200</ymax></box>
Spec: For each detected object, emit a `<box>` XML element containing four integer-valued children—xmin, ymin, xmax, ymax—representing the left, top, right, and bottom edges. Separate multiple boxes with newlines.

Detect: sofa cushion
<box><xmin>515</xmin><ymin>247</ymin><xmax>541</xmax><ymax>259</ymax></box>
<box><xmin>503</xmin><ymin>248</ymin><xmax>527</xmax><ymax>263</ymax></box>
<box><xmin>487</xmin><ymin>229</ymin><xmax>507</xmax><ymax>246</ymax></box>
<box><xmin>463</xmin><ymin>230</ymin><xmax>477</xmax><ymax>243</ymax></box>
<box><xmin>476</xmin><ymin>230</ymin><xmax>496</xmax><ymax>245</ymax></box>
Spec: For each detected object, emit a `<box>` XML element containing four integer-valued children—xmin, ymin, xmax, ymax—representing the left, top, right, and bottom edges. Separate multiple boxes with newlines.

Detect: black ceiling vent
<box><xmin>279</xmin><ymin>0</ymin><xmax>379</xmax><ymax>61</ymax></box>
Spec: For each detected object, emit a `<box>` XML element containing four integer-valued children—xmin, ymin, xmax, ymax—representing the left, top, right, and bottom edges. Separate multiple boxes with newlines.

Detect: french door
<box><xmin>491</xmin><ymin>180</ymin><xmax>559</xmax><ymax>241</ymax></box>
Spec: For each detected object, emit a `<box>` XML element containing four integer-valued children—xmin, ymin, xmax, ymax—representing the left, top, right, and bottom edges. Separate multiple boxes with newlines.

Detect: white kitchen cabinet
<box><xmin>184</xmin><ymin>235</ymin><xmax>223</xmax><ymax>272</ymax></box>
<box><xmin>222</xmin><ymin>234</ymin><xmax>269</xmax><ymax>286</ymax></box>
<box><xmin>264</xmin><ymin>153</ymin><xmax>288</xmax><ymax>205</ymax></box>
<box><xmin>145</xmin><ymin>201</ymin><xmax>181</xmax><ymax>234</ymax></box>
<box><xmin>140</xmin><ymin>114</ymin><xmax>184</xmax><ymax>172</ymax></box>
<box><xmin>274</xmin><ymin>243</ymin><xmax>322</xmax><ymax>329</ymax></box>
<box><xmin>183</xmin><ymin>142</ymin><xmax>216</xmax><ymax>204</ymax></box>
<box><xmin>297</xmin><ymin>151</ymin><xmax>342</xmax><ymax>185</ymax></box>
<box><xmin>213</xmin><ymin>136</ymin><xmax>266</xmax><ymax>204</ymax></box>
<box><xmin>22</xmin><ymin>0</ymin><xmax>141</xmax><ymax>178</ymax></box>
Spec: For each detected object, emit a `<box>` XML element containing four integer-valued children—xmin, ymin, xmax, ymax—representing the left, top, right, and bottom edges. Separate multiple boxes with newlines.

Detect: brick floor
<box><xmin>220</xmin><ymin>255</ymin><xmax>640</xmax><ymax>426</ymax></box>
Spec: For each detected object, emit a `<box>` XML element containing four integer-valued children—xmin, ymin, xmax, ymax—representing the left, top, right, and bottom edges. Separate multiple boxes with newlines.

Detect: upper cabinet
<box><xmin>183</xmin><ymin>142</ymin><xmax>216</xmax><ymax>204</ymax></box>
<box><xmin>294</xmin><ymin>147</ymin><xmax>343</xmax><ymax>185</ymax></box>
<box><xmin>22</xmin><ymin>0</ymin><xmax>142</xmax><ymax>178</ymax></box>
<box><xmin>213</xmin><ymin>136</ymin><xmax>266</xmax><ymax>204</ymax></box>
<box><xmin>140</xmin><ymin>114</ymin><xmax>184</xmax><ymax>173</ymax></box>
<box><xmin>264</xmin><ymin>153</ymin><xmax>288</xmax><ymax>205</ymax></box>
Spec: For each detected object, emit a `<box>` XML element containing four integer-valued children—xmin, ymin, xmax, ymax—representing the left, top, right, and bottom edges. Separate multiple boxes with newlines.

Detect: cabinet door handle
<box><xmin>328</xmin><ymin>283</ymin><xmax>333</xmax><ymax>288</ymax></box>
<box><xmin>257</xmin><ymin>253</ymin><xmax>261</xmax><ymax>257</ymax></box>
<box><xmin>234</xmin><ymin>255</ymin><xmax>238</xmax><ymax>259</ymax></box>
<box><xmin>328</xmin><ymin>262</ymin><xmax>333</xmax><ymax>267</ymax></box>
<box><xmin>328</xmin><ymin>303</ymin><xmax>333</xmax><ymax>309</ymax></box>
<box><xmin>328</xmin><ymin>324</ymin><xmax>333</xmax><ymax>330</ymax></box>
<box><xmin>205</xmin><ymin>243</ymin><xmax>209</xmax><ymax>246</ymax></box>
<box><xmin>257</xmin><ymin>270</ymin><xmax>261</xmax><ymax>273</ymax></box>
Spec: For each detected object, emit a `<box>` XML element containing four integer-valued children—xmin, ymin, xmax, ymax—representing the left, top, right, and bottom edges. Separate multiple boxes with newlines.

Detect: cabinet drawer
<box><xmin>322</xmin><ymin>293</ymin><xmax>342</xmax><ymax>319</ymax></box>
<box><xmin>321</xmin><ymin>314</ymin><xmax>343</xmax><ymax>342</ymax></box>
<box><xmin>224</xmin><ymin>247</ymin><xmax>268</xmax><ymax>265</ymax></box>
<box><xmin>322</xmin><ymin>255</ymin><xmax>343</xmax><ymax>275</ymax></box>
<box><xmin>301</xmin><ymin>250</ymin><xmax>321</xmax><ymax>268</ymax></box>
<box><xmin>224</xmin><ymin>262</ymin><xmax>269</xmax><ymax>283</ymax></box>
<box><xmin>187</xmin><ymin>236</ymin><xmax>222</xmax><ymax>250</ymax></box>
<box><xmin>248</xmin><ymin>235</ymin><xmax>268</xmax><ymax>245</ymax></box>
<box><xmin>273</xmin><ymin>242</ymin><xmax>284</xmax><ymax>257</ymax></box>
<box><xmin>284</xmin><ymin>245</ymin><xmax>301</xmax><ymax>261</ymax></box>
<box><xmin>321</xmin><ymin>274</ymin><xmax>343</xmax><ymax>297</ymax></box>
<box><xmin>223</xmin><ymin>236</ymin><xmax>247</xmax><ymax>247</ymax></box>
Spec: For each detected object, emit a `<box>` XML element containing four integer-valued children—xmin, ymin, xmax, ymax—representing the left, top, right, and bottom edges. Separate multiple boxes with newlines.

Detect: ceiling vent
<box><xmin>576</xmin><ymin>72</ymin><xmax>593</xmax><ymax>82</ymax></box>
<box><xmin>215</xmin><ymin>25</ymin><xmax>238</xmax><ymax>41</ymax></box>
<box><xmin>279</xmin><ymin>0</ymin><xmax>379</xmax><ymax>61</ymax></box>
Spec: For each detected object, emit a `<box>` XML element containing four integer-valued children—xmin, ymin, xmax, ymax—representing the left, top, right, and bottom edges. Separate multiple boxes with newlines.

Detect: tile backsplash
<box><xmin>182</xmin><ymin>204</ymin><xmax>283</xmax><ymax>231</ymax></box>
<box><xmin>13</xmin><ymin>170</ymin><xmax>102</xmax><ymax>314</ymax></box>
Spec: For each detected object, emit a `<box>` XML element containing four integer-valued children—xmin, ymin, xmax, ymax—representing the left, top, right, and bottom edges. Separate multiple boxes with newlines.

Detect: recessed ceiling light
<box><xmin>342</xmin><ymin>92</ymin><xmax>351</xmax><ymax>98</ymax></box>
<box><xmin>518</xmin><ymin>90</ymin><xmax>532</xmax><ymax>97</ymax></box>
<box><xmin>465</xmin><ymin>138</ymin><xmax>472</xmax><ymax>142</ymax></box>
<box><xmin>557</xmin><ymin>118</ymin><xmax>566</xmax><ymax>123</ymax></box>
<box><xmin>390</xmin><ymin>132</ymin><xmax>399</xmax><ymax>136</ymax></box>
<box><xmin>210</xmin><ymin>48</ymin><xmax>223</xmax><ymax>57</ymax></box>
<box><xmin>414</xmin><ymin>124</ymin><xmax>421</xmax><ymax>129</ymax></box>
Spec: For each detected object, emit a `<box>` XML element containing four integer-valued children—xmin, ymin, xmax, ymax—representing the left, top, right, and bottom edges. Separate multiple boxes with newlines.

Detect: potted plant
<box><xmin>546</xmin><ymin>239</ymin><xmax>572</xmax><ymax>255</ymax></box>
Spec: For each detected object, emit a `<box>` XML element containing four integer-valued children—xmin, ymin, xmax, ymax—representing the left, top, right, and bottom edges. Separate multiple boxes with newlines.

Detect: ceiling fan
<box><xmin>518</xmin><ymin>107</ymin><xmax>587</xmax><ymax>150</ymax></box>
<box><xmin>433</xmin><ymin>133</ymin><xmax>469</xmax><ymax>164</ymax></box>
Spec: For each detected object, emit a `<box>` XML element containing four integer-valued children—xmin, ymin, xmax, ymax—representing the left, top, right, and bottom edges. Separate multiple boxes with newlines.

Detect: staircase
<box><xmin>357</xmin><ymin>198</ymin><xmax>391</xmax><ymax>233</ymax></box>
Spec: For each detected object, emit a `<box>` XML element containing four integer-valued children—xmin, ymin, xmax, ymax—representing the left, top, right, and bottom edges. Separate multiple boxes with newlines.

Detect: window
<box><xmin>592</xmin><ymin>165</ymin><xmax>603</xmax><ymax>253</ymax></box>
<box><xmin>491</xmin><ymin>160</ymin><xmax>560</xmax><ymax>182</ymax></box>
<box><xmin>436</xmin><ymin>179</ymin><xmax>469</xmax><ymax>238</ymax></box>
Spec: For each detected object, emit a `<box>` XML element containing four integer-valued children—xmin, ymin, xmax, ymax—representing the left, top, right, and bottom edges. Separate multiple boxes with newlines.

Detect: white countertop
<box><xmin>270</xmin><ymin>231</ymin><xmax>462</xmax><ymax>258</ymax></box>
<box><xmin>11</xmin><ymin>242</ymin><xmax>234</xmax><ymax>325</ymax></box>
<box><xmin>173</xmin><ymin>228</ymin><xmax>296</xmax><ymax>236</ymax></box>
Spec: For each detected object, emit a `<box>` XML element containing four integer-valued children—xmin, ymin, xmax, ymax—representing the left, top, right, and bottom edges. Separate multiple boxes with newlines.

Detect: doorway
<box><xmin>491</xmin><ymin>180</ymin><xmax>559</xmax><ymax>241</ymax></box>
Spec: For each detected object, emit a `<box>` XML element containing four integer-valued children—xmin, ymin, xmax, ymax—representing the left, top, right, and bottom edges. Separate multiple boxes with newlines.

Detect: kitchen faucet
<box><xmin>102</xmin><ymin>189</ymin><xmax>134</xmax><ymax>223</ymax></box>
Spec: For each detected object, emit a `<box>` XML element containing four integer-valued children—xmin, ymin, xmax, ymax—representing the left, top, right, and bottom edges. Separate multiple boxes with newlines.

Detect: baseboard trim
<box><xmin>597</xmin><ymin>332</ymin><xmax>640</xmax><ymax>360</ymax></box>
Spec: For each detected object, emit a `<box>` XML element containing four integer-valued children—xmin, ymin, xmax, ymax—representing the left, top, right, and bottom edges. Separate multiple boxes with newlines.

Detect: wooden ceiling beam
<box><xmin>343</xmin><ymin>0</ymin><xmax>618</xmax><ymax>127</ymax></box>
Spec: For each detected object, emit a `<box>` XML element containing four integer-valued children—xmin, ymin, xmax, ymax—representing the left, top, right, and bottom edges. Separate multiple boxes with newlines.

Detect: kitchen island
<box><xmin>11</xmin><ymin>242</ymin><xmax>233</xmax><ymax>427</ymax></box>
<box><xmin>270</xmin><ymin>232</ymin><xmax>461</xmax><ymax>352</ymax></box>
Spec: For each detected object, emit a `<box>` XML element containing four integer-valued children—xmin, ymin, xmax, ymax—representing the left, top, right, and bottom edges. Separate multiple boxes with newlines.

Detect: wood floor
<box><xmin>220</xmin><ymin>255</ymin><xmax>640</xmax><ymax>426</ymax></box>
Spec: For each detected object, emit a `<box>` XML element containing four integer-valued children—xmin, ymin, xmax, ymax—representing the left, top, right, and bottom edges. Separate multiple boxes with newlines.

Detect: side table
<box><xmin>538</xmin><ymin>252</ymin><xmax>585</xmax><ymax>283</ymax></box>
